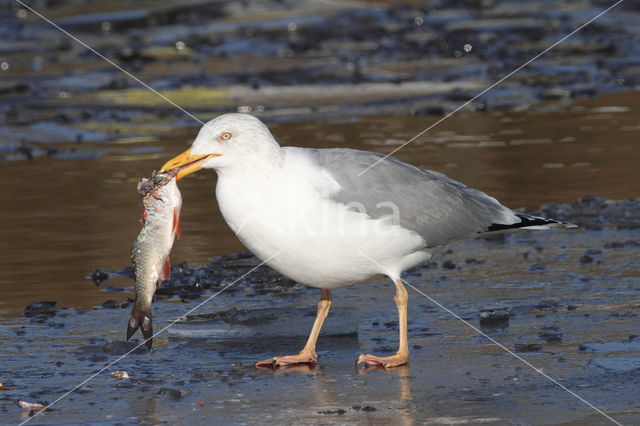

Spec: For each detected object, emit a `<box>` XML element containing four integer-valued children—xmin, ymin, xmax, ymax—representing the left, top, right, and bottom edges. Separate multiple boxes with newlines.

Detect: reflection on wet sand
<box><xmin>129</xmin><ymin>397</ymin><xmax>162</xmax><ymax>425</ymax></box>
<box><xmin>396</xmin><ymin>365</ymin><xmax>413</xmax><ymax>403</ymax></box>
<box><xmin>249</xmin><ymin>336</ymin><xmax>417</xmax><ymax>421</ymax></box>
<box><xmin>259</xmin><ymin>363</ymin><xmax>317</xmax><ymax>375</ymax></box>
<box><xmin>358</xmin><ymin>364</ymin><xmax>414</xmax><ymax>424</ymax></box>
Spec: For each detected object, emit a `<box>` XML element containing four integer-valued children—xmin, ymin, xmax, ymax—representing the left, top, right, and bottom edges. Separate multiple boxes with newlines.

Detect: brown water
<box><xmin>1</xmin><ymin>91</ymin><xmax>639</xmax><ymax>316</ymax></box>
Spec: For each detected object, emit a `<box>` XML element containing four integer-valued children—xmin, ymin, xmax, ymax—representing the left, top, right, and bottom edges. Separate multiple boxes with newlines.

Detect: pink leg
<box><xmin>256</xmin><ymin>289</ymin><xmax>332</xmax><ymax>368</ymax></box>
<box><xmin>357</xmin><ymin>278</ymin><xmax>409</xmax><ymax>368</ymax></box>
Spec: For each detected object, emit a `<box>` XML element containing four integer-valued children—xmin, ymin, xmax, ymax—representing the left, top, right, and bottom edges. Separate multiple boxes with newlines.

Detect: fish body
<box><xmin>127</xmin><ymin>170</ymin><xmax>182</xmax><ymax>349</ymax></box>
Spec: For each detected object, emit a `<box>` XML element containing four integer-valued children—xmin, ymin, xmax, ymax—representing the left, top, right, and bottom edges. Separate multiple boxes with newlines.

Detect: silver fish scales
<box><xmin>127</xmin><ymin>170</ymin><xmax>182</xmax><ymax>350</ymax></box>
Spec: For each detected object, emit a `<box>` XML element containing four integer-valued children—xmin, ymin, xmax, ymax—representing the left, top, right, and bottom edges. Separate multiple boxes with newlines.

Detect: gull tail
<box><xmin>485</xmin><ymin>213</ymin><xmax>577</xmax><ymax>234</ymax></box>
<box><xmin>127</xmin><ymin>306</ymin><xmax>153</xmax><ymax>350</ymax></box>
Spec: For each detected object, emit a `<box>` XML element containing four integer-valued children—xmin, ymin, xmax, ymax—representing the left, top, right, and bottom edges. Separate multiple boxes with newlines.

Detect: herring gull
<box><xmin>161</xmin><ymin>113</ymin><xmax>573</xmax><ymax>368</ymax></box>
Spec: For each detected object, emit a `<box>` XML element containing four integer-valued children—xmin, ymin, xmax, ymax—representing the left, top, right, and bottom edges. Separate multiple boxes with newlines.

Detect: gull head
<box><xmin>160</xmin><ymin>113</ymin><xmax>282</xmax><ymax>179</ymax></box>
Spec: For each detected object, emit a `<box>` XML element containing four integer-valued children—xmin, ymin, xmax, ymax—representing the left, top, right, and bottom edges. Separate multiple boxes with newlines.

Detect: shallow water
<box><xmin>1</xmin><ymin>225</ymin><xmax>639</xmax><ymax>424</ymax></box>
<box><xmin>1</xmin><ymin>90</ymin><xmax>639</xmax><ymax>316</ymax></box>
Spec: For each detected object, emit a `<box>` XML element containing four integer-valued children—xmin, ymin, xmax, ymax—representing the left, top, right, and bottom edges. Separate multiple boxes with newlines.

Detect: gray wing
<box><xmin>308</xmin><ymin>148</ymin><xmax>518</xmax><ymax>248</ymax></box>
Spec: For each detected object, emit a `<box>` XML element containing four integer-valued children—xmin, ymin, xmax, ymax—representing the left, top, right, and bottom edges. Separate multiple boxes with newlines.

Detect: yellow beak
<box><xmin>160</xmin><ymin>148</ymin><xmax>221</xmax><ymax>180</ymax></box>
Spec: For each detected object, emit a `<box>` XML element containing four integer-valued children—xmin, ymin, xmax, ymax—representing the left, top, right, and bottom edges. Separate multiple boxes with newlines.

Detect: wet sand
<box><xmin>2</xmin><ymin>223</ymin><xmax>639</xmax><ymax>424</ymax></box>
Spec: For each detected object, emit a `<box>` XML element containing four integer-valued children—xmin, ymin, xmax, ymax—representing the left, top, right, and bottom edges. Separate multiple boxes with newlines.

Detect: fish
<box><xmin>127</xmin><ymin>169</ymin><xmax>182</xmax><ymax>350</ymax></box>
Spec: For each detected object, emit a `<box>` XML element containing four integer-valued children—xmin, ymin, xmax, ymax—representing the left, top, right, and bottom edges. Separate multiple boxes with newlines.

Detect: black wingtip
<box><xmin>486</xmin><ymin>214</ymin><xmax>576</xmax><ymax>233</ymax></box>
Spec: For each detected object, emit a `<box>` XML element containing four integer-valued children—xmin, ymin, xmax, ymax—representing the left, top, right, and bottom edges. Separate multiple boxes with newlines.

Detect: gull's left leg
<box><xmin>256</xmin><ymin>289</ymin><xmax>332</xmax><ymax>368</ymax></box>
<box><xmin>357</xmin><ymin>278</ymin><xmax>409</xmax><ymax>368</ymax></box>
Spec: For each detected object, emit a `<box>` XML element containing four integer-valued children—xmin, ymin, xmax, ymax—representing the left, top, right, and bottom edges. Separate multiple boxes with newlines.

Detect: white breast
<box><xmin>214</xmin><ymin>152</ymin><xmax>430</xmax><ymax>288</ymax></box>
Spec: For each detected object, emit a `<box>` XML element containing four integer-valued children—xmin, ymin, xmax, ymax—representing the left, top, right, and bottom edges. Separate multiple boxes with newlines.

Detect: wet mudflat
<box><xmin>2</xmin><ymin>0</ymin><xmax>640</xmax><ymax>162</ymax></box>
<box><xmin>1</xmin><ymin>207</ymin><xmax>639</xmax><ymax>424</ymax></box>
<box><xmin>1</xmin><ymin>0</ymin><xmax>640</xmax><ymax>424</ymax></box>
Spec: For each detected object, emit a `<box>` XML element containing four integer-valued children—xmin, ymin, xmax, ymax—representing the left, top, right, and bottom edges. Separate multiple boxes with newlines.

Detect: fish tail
<box><xmin>127</xmin><ymin>306</ymin><xmax>153</xmax><ymax>350</ymax></box>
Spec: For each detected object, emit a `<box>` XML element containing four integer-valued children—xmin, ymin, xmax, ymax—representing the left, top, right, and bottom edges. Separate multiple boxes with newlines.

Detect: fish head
<box><xmin>138</xmin><ymin>171</ymin><xmax>179</xmax><ymax>208</ymax></box>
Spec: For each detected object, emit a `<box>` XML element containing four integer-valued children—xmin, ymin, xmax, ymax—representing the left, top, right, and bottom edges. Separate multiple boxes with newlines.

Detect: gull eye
<box><xmin>220</xmin><ymin>132</ymin><xmax>232</xmax><ymax>141</ymax></box>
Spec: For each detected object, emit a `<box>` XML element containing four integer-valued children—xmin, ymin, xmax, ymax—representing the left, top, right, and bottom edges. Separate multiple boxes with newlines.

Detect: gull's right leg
<box><xmin>256</xmin><ymin>289</ymin><xmax>332</xmax><ymax>368</ymax></box>
<box><xmin>357</xmin><ymin>278</ymin><xmax>409</xmax><ymax>368</ymax></box>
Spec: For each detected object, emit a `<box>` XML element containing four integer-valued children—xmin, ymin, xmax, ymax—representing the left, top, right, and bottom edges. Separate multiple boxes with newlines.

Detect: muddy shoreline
<box><xmin>1</xmin><ymin>195</ymin><xmax>638</xmax><ymax>424</ymax></box>
<box><xmin>2</xmin><ymin>0</ymin><xmax>640</xmax><ymax>423</ymax></box>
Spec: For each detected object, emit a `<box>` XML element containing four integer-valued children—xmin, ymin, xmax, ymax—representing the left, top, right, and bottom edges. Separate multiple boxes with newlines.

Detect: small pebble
<box><xmin>536</xmin><ymin>299</ymin><xmax>558</xmax><ymax>310</ymax></box>
<box><xmin>579</xmin><ymin>255</ymin><xmax>593</xmax><ymax>264</ymax></box>
<box><xmin>442</xmin><ymin>260</ymin><xmax>456</xmax><ymax>269</ymax></box>
<box><xmin>111</xmin><ymin>371</ymin><xmax>129</xmax><ymax>379</ymax></box>
<box><xmin>318</xmin><ymin>409</ymin><xmax>346</xmax><ymax>415</ymax></box>
<box><xmin>24</xmin><ymin>301</ymin><xmax>57</xmax><ymax>318</ymax></box>
<box><xmin>529</xmin><ymin>263</ymin><xmax>546</xmax><ymax>272</ymax></box>
<box><xmin>19</xmin><ymin>400</ymin><xmax>45</xmax><ymax>411</ymax></box>
<box><xmin>538</xmin><ymin>326</ymin><xmax>563</xmax><ymax>343</ymax></box>
<box><xmin>101</xmin><ymin>300</ymin><xmax>120</xmax><ymax>309</ymax></box>
<box><xmin>87</xmin><ymin>269</ymin><xmax>109</xmax><ymax>285</ymax></box>
<box><xmin>352</xmin><ymin>405</ymin><xmax>377</xmax><ymax>411</ymax></box>
<box><xmin>515</xmin><ymin>343</ymin><xmax>543</xmax><ymax>352</ymax></box>
<box><xmin>480</xmin><ymin>306</ymin><xmax>509</xmax><ymax>322</ymax></box>
<box><xmin>157</xmin><ymin>387</ymin><xmax>189</xmax><ymax>399</ymax></box>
